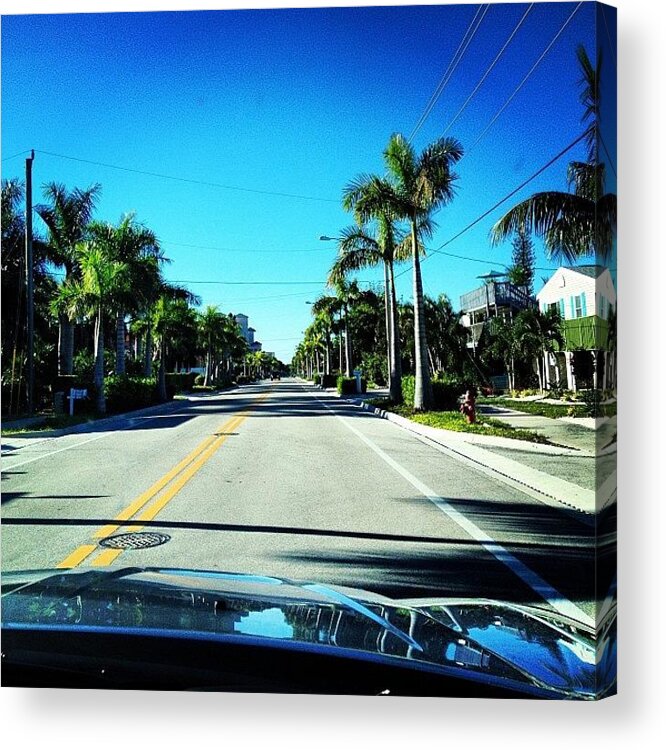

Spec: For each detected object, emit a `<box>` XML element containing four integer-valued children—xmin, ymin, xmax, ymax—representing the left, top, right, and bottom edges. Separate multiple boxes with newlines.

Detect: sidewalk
<box><xmin>477</xmin><ymin>404</ymin><xmax>617</xmax><ymax>453</ymax></box>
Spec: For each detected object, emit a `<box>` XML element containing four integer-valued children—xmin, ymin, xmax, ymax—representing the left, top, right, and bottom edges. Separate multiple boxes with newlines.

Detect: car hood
<box><xmin>1</xmin><ymin>567</ymin><xmax>615</xmax><ymax>699</ymax></box>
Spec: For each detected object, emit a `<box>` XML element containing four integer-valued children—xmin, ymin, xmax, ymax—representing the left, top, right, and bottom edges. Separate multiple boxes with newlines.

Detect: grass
<box><xmin>368</xmin><ymin>399</ymin><xmax>551</xmax><ymax>444</ymax></box>
<box><xmin>477</xmin><ymin>397</ymin><xmax>616</xmax><ymax>419</ymax></box>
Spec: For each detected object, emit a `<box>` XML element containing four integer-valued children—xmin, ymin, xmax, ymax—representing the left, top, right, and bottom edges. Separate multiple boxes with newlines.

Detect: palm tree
<box><xmin>485</xmin><ymin>317</ymin><xmax>520</xmax><ymax>394</ymax></box>
<box><xmin>513</xmin><ymin>308</ymin><xmax>564</xmax><ymax>392</ymax></box>
<box><xmin>198</xmin><ymin>305</ymin><xmax>224</xmax><ymax>386</ymax></box>
<box><xmin>85</xmin><ymin>215</ymin><xmax>163</xmax><ymax>376</ymax></box>
<box><xmin>423</xmin><ymin>294</ymin><xmax>468</xmax><ymax>377</ymax></box>
<box><xmin>344</xmin><ymin>133</ymin><xmax>463</xmax><ymax>410</ymax></box>
<box><xmin>151</xmin><ymin>285</ymin><xmax>201</xmax><ymax>400</ymax></box>
<box><xmin>491</xmin><ymin>46</ymin><xmax>616</xmax><ymax>264</ymax></box>
<box><xmin>311</xmin><ymin>295</ymin><xmax>343</xmax><ymax>374</ymax></box>
<box><xmin>113</xmin><ymin>216</ymin><xmax>162</xmax><ymax>375</ymax></box>
<box><xmin>35</xmin><ymin>182</ymin><xmax>101</xmax><ymax>375</ymax></box>
<box><xmin>53</xmin><ymin>240</ymin><xmax>128</xmax><ymax>413</ymax></box>
<box><xmin>328</xmin><ymin>217</ymin><xmax>412</xmax><ymax>403</ymax></box>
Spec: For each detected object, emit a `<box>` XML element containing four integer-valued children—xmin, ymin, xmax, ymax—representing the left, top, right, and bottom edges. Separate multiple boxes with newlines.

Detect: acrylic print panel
<box><xmin>0</xmin><ymin>1</ymin><xmax>616</xmax><ymax>699</ymax></box>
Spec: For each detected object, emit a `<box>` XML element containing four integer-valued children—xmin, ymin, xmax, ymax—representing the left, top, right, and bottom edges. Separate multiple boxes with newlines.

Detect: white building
<box><xmin>536</xmin><ymin>265</ymin><xmax>616</xmax><ymax>391</ymax></box>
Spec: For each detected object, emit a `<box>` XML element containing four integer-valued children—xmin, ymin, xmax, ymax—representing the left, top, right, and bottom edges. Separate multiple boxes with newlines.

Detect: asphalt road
<box><xmin>1</xmin><ymin>379</ymin><xmax>614</xmax><ymax>621</ymax></box>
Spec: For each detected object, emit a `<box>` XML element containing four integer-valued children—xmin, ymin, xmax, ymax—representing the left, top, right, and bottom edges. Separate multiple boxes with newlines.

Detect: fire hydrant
<box><xmin>460</xmin><ymin>388</ymin><xmax>477</xmax><ymax>424</ymax></box>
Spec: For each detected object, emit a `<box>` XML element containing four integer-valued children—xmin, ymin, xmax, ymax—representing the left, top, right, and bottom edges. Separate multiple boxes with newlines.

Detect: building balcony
<box><xmin>460</xmin><ymin>281</ymin><xmax>533</xmax><ymax>315</ymax></box>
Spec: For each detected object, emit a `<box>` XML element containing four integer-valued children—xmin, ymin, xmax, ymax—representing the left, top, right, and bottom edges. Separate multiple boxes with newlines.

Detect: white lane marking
<box><xmin>311</xmin><ymin>389</ymin><xmax>594</xmax><ymax>628</ymax></box>
<box><xmin>1</xmin><ymin>432</ymin><xmax>114</xmax><ymax>470</ymax></box>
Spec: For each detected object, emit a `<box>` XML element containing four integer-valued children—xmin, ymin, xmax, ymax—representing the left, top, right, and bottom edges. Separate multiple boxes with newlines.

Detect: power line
<box><xmin>34</xmin><ymin>149</ymin><xmax>339</xmax><ymax>203</ymax></box>
<box><xmin>1</xmin><ymin>149</ymin><xmax>32</xmax><ymax>163</ymax></box>
<box><xmin>466</xmin><ymin>2</ymin><xmax>583</xmax><ymax>153</ymax></box>
<box><xmin>408</xmin><ymin>4</ymin><xmax>489</xmax><ymax>142</ymax></box>
<box><xmin>434</xmin><ymin>131</ymin><xmax>587</xmax><ymax>252</ymax></box>
<box><xmin>599</xmin><ymin>133</ymin><xmax>617</xmax><ymax>179</ymax></box>
<box><xmin>394</xmin><ymin>130</ymin><xmax>587</xmax><ymax>281</ymax></box>
<box><xmin>441</xmin><ymin>3</ymin><xmax>534</xmax><ymax>136</ymax></box>
<box><xmin>600</xmin><ymin>4</ymin><xmax>617</xmax><ymax>71</ymax></box>
<box><xmin>432</xmin><ymin>248</ymin><xmax>558</xmax><ymax>273</ymax></box>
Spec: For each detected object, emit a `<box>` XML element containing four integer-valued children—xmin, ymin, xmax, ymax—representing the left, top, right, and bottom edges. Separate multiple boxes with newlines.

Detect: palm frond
<box><xmin>567</xmin><ymin>161</ymin><xmax>605</xmax><ymax>200</ymax></box>
<box><xmin>384</xmin><ymin>133</ymin><xmax>417</xmax><ymax>194</ymax></box>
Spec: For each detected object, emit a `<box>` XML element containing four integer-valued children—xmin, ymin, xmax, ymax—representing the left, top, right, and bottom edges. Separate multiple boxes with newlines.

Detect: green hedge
<box><xmin>321</xmin><ymin>374</ymin><xmax>338</xmax><ymax>388</ymax></box>
<box><xmin>313</xmin><ymin>373</ymin><xmax>321</xmax><ymax>386</ymax></box>
<box><xmin>104</xmin><ymin>375</ymin><xmax>159</xmax><ymax>414</ymax></box>
<box><xmin>337</xmin><ymin>375</ymin><xmax>367</xmax><ymax>395</ymax></box>
<box><xmin>165</xmin><ymin>372</ymin><xmax>196</xmax><ymax>398</ymax></box>
<box><xmin>401</xmin><ymin>374</ymin><xmax>463</xmax><ymax>410</ymax></box>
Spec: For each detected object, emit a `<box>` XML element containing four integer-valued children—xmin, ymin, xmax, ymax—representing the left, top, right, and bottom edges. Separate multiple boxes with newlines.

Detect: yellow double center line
<box><xmin>57</xmin><ymin>396</ymin><xmax>266</xmax><ymax>569</ymax></box>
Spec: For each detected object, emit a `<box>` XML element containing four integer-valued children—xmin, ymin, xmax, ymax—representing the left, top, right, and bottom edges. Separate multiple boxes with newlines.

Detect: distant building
<box><xmin>251</xmin><ymin>341</ymin><xmax>262</xmax><ymax>353</ymax></box>
<box><xmin>235</xmin><ymin>314</ymin><xmax>250</xmax><ymax>342</ymax></box>
<box><xmin>247</xmin><ymin>327</ymin><xmax>255</xmax><ymax>345</ymax></box>
<box><xmin>536</xmin><ymin>265</ymin><xmax>616</xmax><ymax>391</ymax></box>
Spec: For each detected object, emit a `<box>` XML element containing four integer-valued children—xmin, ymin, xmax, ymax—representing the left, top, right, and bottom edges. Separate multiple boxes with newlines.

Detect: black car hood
<box><xmin>1</xmin><ymin>567</ymin><xmax>615</xmax><ymax>699</ymax></box>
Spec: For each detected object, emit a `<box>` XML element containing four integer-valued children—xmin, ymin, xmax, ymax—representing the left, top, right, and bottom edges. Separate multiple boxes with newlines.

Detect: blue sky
<box><xmin>1</xmin><ymin>2</ymin><xmax>616</xmax><ymax>362</ymax></box>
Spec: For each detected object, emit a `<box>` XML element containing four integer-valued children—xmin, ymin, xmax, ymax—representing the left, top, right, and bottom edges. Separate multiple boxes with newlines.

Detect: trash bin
<box><xmin>353</xmin><ymin>368</ymin><xmax>362</xmax><ymax>394</ymax></box>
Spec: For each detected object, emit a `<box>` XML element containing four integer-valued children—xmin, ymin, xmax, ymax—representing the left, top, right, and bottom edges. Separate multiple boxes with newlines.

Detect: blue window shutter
<box><xmin>559</xmin><ymin>298</ymin><xmax>565</xmax><ymax>317</ymax></box>
<box><xmin>581</xmin><ymin>292</ymin><xmax>587</xmax><ymax>317</ymax></box>
<box><xmin>570</xmin><ymin>296</ymin><xmax>575</xmax><ymax>319</ymax></box>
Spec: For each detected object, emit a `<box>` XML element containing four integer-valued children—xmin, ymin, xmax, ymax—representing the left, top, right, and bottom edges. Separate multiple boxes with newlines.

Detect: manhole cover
<box><xmin>99</xmin><ymin>532</ymin><xmax>171</xmax><ymax>550</ymax></box>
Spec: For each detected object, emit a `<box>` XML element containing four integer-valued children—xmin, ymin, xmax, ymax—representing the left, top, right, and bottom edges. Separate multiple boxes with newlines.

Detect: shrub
<box><xmin>337</xmin><ymin>375</ymin><xmax>367</xmax><ymax>395</ymax></box>
<box><xmin>104</xmin><ymin>375</ymin><xmax>158</xmax><ymax>414</ymax></box>
<box><xmin>582</xmin><ymin>389</ymin><xmax>604</xmax><ymax>417</ymax></box>
<box><xmin>320</xmin><ymin>374</ymin><xmax>338</xmax><ymax>388</ymax></box>
<box><xmin>432</xmin><ymin>379</ymin><xmax>463</xmax><ymax>410</ymax></box>
<box><xmin>401</xmin><ymin>375</ymin><xmax>415</xmax><ymax>405</ymax></box>
<box><xmin>360</xmin><ymin>353</ymin><xmax>387</xmax><ymax>386</ymax></box>
<box><xmin>400</xmin><ymin>374</ymin><xmax>462</xmax><ymax>410</ymax></box>
<box><xmin>214</xmin><ymin>373</ymin><xmax>234</xmax><ymax>389</ymax></box>
<box><xmin>165</xmin><ymin>372</ymin><xmax>196</xmax><ymax>398</ymax></box>
<box><xmin>313</xmin><ymin>373</ymin><xmax>321</xmax><ymax>386</ymax></box>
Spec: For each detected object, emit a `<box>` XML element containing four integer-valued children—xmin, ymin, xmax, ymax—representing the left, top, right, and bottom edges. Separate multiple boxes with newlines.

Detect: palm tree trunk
<box><xmin>204</xmin><ymin>338</ymin><xmax>212</xmax><ymax>387</ymax></box>
<box><xmin>325</xmin><ymin>329</ymin><xmax>331</xmax><ymax>375</ymax></box>
<box><xmin>144</xmin><ymin>328</ymin><xmax>153</xmax><ymax>378</ymax></box>
<box><xmin>344</xmin><ymin>306</ymin><xmax>352</xmax><ymax>377</ymax></box>
<box><xmin>59</xmin><ymin>315</ymin><xmax>75</xmax><ymax>375</ymax></box>
<box><xmin>115</xmin><ymin>311</ymin><xmax>126</xmax><ymax>375</ymax></box>
<box><xmin>93</xmin><ymin>307</ymin><xmax>106</xmax><ymax>414</ymax></box>
<box><xmin>158</xmin><ymin>338</ymin><xmax>168</xmax><ymax>401</ymax></box>
<box><xmin>411</xmin><ymin>219</ymin><xmax>433</xmax><ymax>411</ymax></box>
<box><xmin>388</xmin><ymin>261</ymin><xmax>403</xmax><ymax>403</ymax></box>
<box><xmin>383</xmin><ymin>261</ymin><xmax>392</xmax><ymax>392</ymax></box>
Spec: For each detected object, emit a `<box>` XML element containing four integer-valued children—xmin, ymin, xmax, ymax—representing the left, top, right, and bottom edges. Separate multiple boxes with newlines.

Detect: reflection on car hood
<box><xmin>1</xmin><ymin>567</ymin><xmax>615</xmax><ymax>699</ymax></box>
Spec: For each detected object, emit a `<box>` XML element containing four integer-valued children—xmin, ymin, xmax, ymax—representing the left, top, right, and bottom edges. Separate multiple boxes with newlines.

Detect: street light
<box><xmin>319</xmin><ymin>235</ymin><xmax>336</xmax><ymax>242</ymax></box>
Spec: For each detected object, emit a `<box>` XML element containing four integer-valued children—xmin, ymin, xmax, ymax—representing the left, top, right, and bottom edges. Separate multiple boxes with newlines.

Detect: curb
<box><xmin>348</xmin><ymin>397</ymin><xmax>592</xmax><ymax>457</ymax></box>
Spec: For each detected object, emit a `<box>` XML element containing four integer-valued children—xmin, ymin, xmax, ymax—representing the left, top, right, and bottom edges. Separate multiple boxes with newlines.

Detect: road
<box><xmin>1</xmin><ymin>379</ymin><xmax>614</xmax><ymax>622</ymax></box>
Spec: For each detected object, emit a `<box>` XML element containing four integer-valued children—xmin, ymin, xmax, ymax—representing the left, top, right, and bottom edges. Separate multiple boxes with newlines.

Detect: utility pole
<box><xmin>25</xmin><ymin>150</ymin><xmax>35</xmax><ymax>416</ymax></box>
